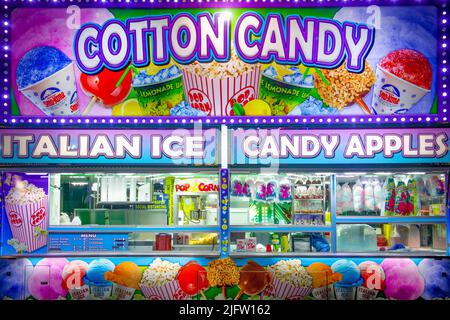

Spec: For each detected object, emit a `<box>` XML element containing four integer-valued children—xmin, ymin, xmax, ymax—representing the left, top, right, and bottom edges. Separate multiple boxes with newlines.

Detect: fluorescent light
<box><xmin>344</xmin><ymin>172</ymin><xmax>366</xmax><ymax>175</ymax></box>
<box><xmin>70</xmin><ymin>182</ymin><xmax>88</xmax><ymax>186</ymax></box>
<box><xmin>407</xmin><ymin>172</ymin><xmax>426</xmax><ymax>175</ymax></box>
<box><xmin>374</xmin><ymin>172</ymin><xmax>393</xmax><ymax>175</ymax></box>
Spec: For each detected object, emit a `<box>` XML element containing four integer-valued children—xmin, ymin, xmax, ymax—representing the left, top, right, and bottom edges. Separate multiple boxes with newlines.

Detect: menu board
<box><xmin>48</xmin><ymin>233</ymin><xmax>128</xmax><ymax>252</ymax></box>
<box><xmin>2</xmin><ymin>3</ymin><xmax>446</xmax><ymax>122</ymax></box>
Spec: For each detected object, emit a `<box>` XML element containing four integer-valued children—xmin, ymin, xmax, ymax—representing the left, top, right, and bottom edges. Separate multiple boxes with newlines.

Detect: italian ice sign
<box><xmin>0</xmin><ymin>128</ymin><xmax>218</xmax><ymax>165</ymax></box>
<box><xmin>4</xmin><ymin>4</ymin><xmax>444</xmax><ymax>120</ymax></box>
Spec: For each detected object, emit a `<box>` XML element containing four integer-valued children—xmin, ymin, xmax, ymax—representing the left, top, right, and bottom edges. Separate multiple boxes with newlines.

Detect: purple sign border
<box><xmin>0</xmin><ymin>0</ymin><xmax>448</xmax><ymax>126</ymax></box>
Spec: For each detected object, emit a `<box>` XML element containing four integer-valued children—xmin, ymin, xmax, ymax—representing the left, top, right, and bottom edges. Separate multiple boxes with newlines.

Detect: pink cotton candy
<box><xmin>28</xmin><ymin>258</ymin><xmax>69</xmax><ymax>300</ymax></box>
<box><xmin>381</xmin><ymin>259</ymin><xmax>424</xmax><ymax>300</ymax></box>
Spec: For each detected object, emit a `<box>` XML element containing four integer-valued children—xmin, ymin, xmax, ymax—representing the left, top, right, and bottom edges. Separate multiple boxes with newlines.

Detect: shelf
<box><xmin>48</xmin><ymin>225</ymin><xmax>219</xmax><ymax>233</ymax></box>
<box><xmin>229</xmin><ymin>225</ymin><xmax>332</xmax><ymax>232</ymax></box>
<box><xmin>294</xmin><ymin>184</ymin><xmax>323</xmax><ymax>187</ymax></box>
<box><xmin>335</xmin><ymin>216</ymin><xmax>447</xmax><ymax>224</ymax></box>
<box><xmin>98</xmin><ymin>201</ymin><xmax>164</xmax><ymax>206</ymax></box>
<box><xmin>9</xmin><ymin>251</ymin><xmax>221</xmax><ymax>258</ymax></box>
<box><xmin>229</xmin><ymin>251</ymin><xmax>448</xmax><ymax>258</ymax></box>
<box><xmin>294</xmin><ymin>198</ymin><xmax>324</xmax><ymax>201</ymax></box>
<box><xmin>294</xmin><ymin>212</ymin><xmax>324</xmax><ymax>215</ymax></box>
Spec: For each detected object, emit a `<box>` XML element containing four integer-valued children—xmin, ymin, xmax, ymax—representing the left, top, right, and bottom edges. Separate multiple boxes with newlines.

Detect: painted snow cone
<box><xmin>139</xmin><ymin>258</ymin><xmax>186</xmax><ymax>300</ymax></box>
<box><xmin>331</xmin><ymin>259</ymin><xmax>363</xmax><ymax>300</ymax></box>
<box><xmin>180</xmin><ymin>50</ymin><xmax>261</xmax><ymax>116</ymax></box>
<box><xmin>356</xmin><ymin>261</ymin><xmax>385</xmax><ymax>300</ymax></box>
<box><xmin>83</xmin><ymin>259</ymin><xmax>115</xmax><ymax>299</ymax></box>
<box><xmin>4</xmin><ymin>180</ymin><xmax>48</xmax><ymax>253</ymax></box>
<box><xmin>264</xmin><ymin>260</ymin><xmax>313</xmax><ymax>299</ymax></box>
<box><xmin>306</xmin><ymin>262</ymin><xmax>342</xmax><ymax>300</ymax></box>
<box><xmin>16</xmin><ymin>46</ymin><xmax>80</xmax><ymax>116</ymax></box>
<box><xmin>372</xmin><ymin>49</ymin><xmax>432</xmax><ymax>115</ymax></box>
<box><xmin>104</xmin><ymin>261</ymin><xmax>142</xmax><ymax>300</ymax></box>
<box><xmin>62</xmin><ymin>260</ymin><xmax>89</xmax><ymax>300</ymax></box>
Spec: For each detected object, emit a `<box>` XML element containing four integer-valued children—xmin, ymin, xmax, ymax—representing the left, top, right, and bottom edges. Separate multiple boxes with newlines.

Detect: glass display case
<box><xmin>334</xmin><ymin>170</ymin><xmax>448</xmax><ymax>255</ymax></box>
<box><xmin>229</xmin><ymin>173</ymin><xmax>332</xmax><ymax>226</ymax></box>
<box><xmin>47</xmin><ymin>172</ymin><xmax>220</xmax><ymax>254</ymax></box>
<box><xmin>335</xmin><ymin>172</ymin><xmax>447</xmax><ymax>217</ymax></box>
<box><xmin>227</xmin><ymin>170</ymin><xmax>448</xmax><ymax>257</ymax></box>
<box><xmin>49</xmin><ymin>172</ymin><xmax>219</xmax><ymax>227</ymax></box>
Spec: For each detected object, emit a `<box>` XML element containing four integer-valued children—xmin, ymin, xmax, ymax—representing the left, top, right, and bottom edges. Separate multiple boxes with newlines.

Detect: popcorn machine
<box><xmin>173</xmin><ymin>178</ymin><xmax>219</xmax><ymax>226</ymax></box>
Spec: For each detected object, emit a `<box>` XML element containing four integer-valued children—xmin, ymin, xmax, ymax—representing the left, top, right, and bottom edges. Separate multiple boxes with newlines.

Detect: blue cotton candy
<box><xmin>16</xmin><ymin>46</ymin><xmax>71</xmax><ymax>89</ymax></box>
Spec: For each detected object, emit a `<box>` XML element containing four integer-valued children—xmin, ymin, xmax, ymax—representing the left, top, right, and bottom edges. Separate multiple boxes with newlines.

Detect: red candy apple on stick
<box><xmin>177</xmin><ymin>261</ymin><xmax>209</xmax><ymax>299</ymax></box>
<box><xmin>80</xmin><ymin>65</ymin><xmax>135</xmax><ymax>116</ymax></box>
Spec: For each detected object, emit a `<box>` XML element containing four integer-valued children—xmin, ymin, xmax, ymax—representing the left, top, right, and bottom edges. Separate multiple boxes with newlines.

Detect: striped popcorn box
<box><xmin>5</xmin><ymin>196</ymin><xmax>48</xmax><ymax>253</ymax></box>
<box><xmin>263</xmin><ymin>277</ymin><xmax>312</xmax><ymax>300</ymax></box>
<box><xmin>181</xmin><ymin>66</ymin><xmax>262</xmax><ymax>116</ymax></box>
<box><xmin>69</xmin><ymin>285</ymin><xmax>90</xmax><ymax>300</ymax></box>
<box><xmin>140</xmin><ymin>280</ymin><xmax>187</xmax><ymax>300</ymax></box>
<box><xmin>112</xmin><ymin>283</ymin><xmax>136</xmax><ymax>300</ymax></box>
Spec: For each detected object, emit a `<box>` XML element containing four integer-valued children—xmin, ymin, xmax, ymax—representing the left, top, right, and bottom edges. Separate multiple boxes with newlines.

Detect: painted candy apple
<box><xmin>176</xmin><ymin>261</ymin><xmax>209</xmax><ymax>296</ymax></box>
<box><xmin>80</xmin><ymin>67</ymin><xmax>132</xmax><ymax>115</ymax></box>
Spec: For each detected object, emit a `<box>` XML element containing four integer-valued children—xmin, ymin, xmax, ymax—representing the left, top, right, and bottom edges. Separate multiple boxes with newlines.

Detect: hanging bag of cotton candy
<box><xmin>352</xmin><ymin>180</ymin><xmax>365</xmax><ymax>213</ymax></box>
